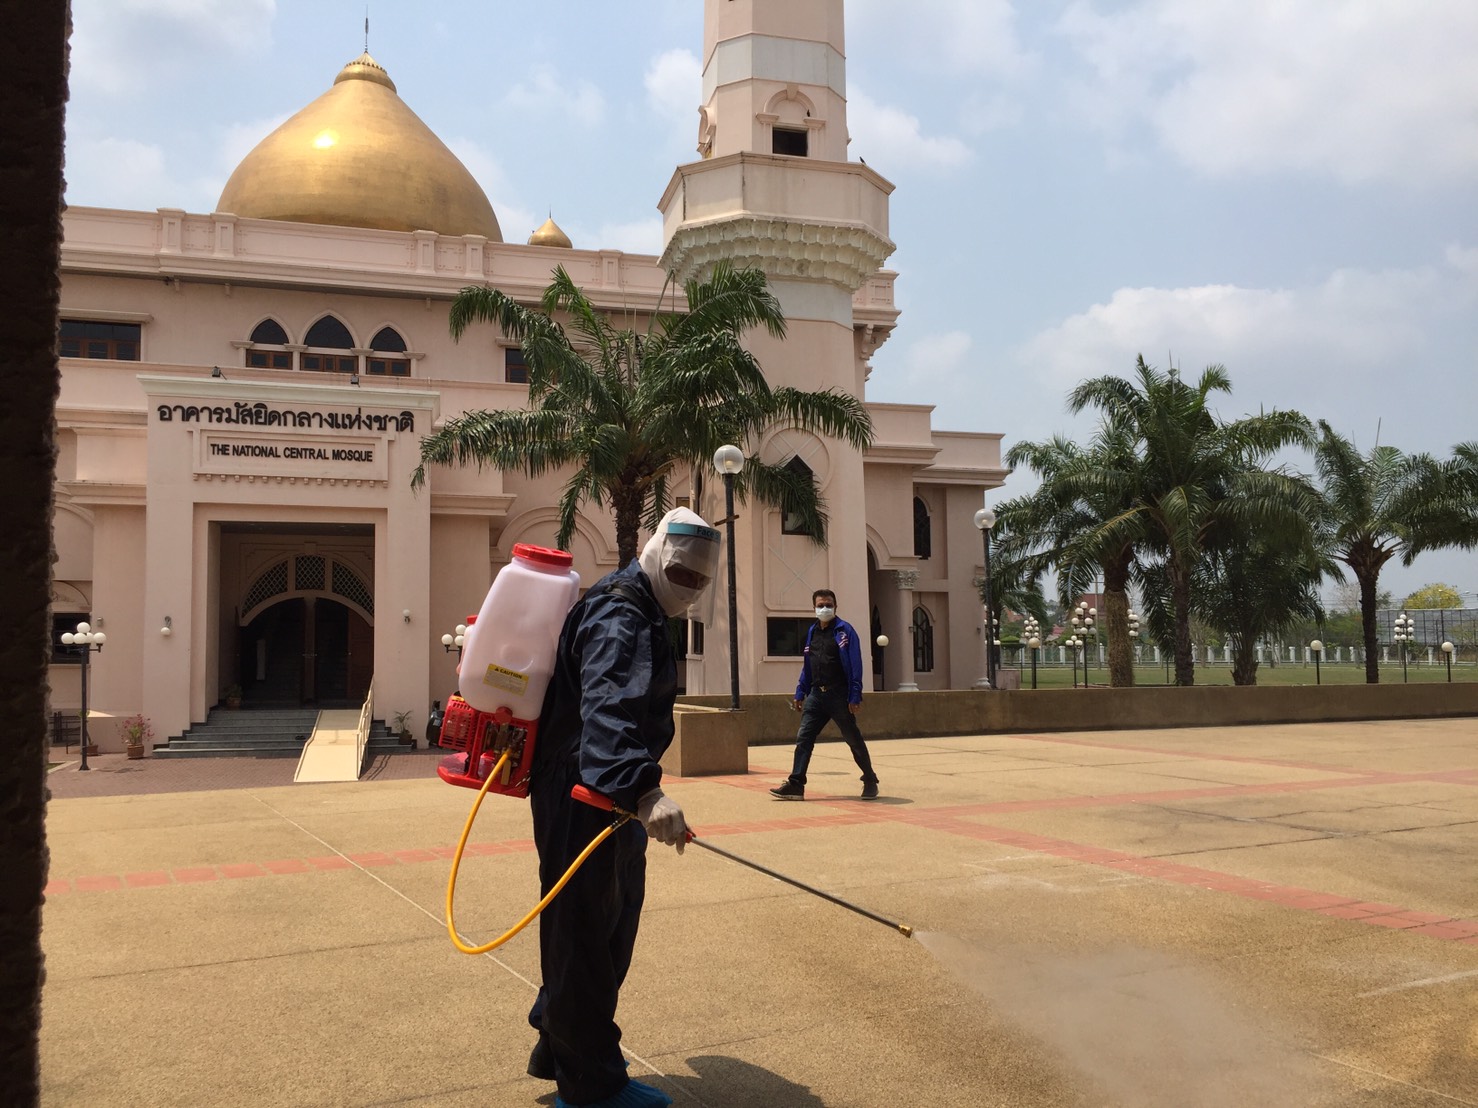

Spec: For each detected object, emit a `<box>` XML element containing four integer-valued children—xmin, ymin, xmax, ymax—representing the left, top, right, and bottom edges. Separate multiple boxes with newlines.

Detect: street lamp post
<box><xmin>1393</xmin><ymin>613</ymin><xmax>1411</xmax><ymax>683</ymax></box>
<box><xmin>440</xmin><ymin>621</ymin><xmax>469</xmax><ymax>659</ymax></box>
<box><xmin>713</xmin><ymin>445</ymin><xmax>745</xmax><ymax>711</ymax></box>
<box><xmin>1442</xmin><ymin>640</ymin><xmax>1454</xmax><ymax>682</ymax></box>
<box><xmin>61</xmin><ymin>621</ymin><xmax>106</xmax><ymax>770</ymax></box>
<box><xmin>1310</xmin><ymin>639</ymin><xmax>1323</xmax><ymax>686</ymax></box>
<box><xmin>1022</xmin><ymin>616</ymin><xmax>1041</xmax><ymax>690</ymax></box>
<box><xmin>1127</xmin><ymin>609</ymin><xmax>1141</xmax><ymax>680</ymax></box>
<box><xmin>973</xmin><ymin>507</ymin><xmax>997</xmax><ymax>690</ymax></box>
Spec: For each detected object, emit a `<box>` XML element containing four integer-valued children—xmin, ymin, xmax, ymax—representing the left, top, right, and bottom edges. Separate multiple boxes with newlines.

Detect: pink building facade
<box><xmin>51</xmin><ymin>0</ymin><xmax>1005</xmax><ymax>751</ymax></box>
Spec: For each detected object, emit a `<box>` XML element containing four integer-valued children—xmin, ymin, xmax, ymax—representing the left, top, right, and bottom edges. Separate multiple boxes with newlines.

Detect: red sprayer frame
<box><xmin>435</xmin><ymin>693</ymin><xmax>538</xmax><ymax>796</ymax></box>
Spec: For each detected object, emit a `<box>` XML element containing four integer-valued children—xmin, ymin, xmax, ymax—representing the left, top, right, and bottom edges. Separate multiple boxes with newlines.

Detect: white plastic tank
<box><xmin>457</xmin><ymin>543</ymin><xmax>580</xmax><ymax>719</ymax></box>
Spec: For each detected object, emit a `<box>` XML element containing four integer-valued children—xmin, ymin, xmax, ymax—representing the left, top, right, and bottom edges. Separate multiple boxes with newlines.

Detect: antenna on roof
<box><xmin>364</xmin><ymin>9</ymin><xmax>370</xmax><ymax>53</ymax></box>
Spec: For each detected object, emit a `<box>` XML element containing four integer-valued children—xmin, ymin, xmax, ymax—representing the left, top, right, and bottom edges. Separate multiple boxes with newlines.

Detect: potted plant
<box><xmin>391</xmin><ymin>709</ymin><xmax>416</xmax><ymax>747</ymax></box>
<box><xmin>224</xmin><ymin>684</ymin><xmax>243</xmax><ymax>710</ymax></box>
<box><xmin>120</xmin><ymin>713</ymin><xmax>153</xmax><ymax>760</ymax></box>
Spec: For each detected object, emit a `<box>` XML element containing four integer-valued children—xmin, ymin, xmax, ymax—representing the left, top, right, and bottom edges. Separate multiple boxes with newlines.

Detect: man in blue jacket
<box><xmin>770</xmin><ymin>588</ymin><xmax>880</xmax><ymax>802</ymax></box>
<box><xmin>526</xmin><ymin>508</ymin><xmax>720</xmax><ymax>1108</ymax></box>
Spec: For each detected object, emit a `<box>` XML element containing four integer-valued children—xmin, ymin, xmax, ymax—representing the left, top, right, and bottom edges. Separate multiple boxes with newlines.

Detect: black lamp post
<box><xmin>1022</xmin><ymin>616</ymin><xmax>1041</xmax><ymax>690</ymax></box>
<box><xmin>973</xmin><ymin>507</ymin><xmax>997</xmax><ymax>689</ymax></box>
<box><xmin>713</xmin><ymin>445</ymin><xmax>745</xmax><ymax>711</ymax></box>
<box><xmin>1310</xmin><ymin>639</ymin><xmax>1322</xmax><ymax>685</ymax></box>
<box><xmin>1442</xmin><ymin>640</ymin><xmax>1454</xmax><ymax>682</ymax></box>
<box><xmin>1394</xmin><ymin>613</ymin><xmax>1411</xmax><ymax>683</ymax></box>
<box><xmin>62</xmin><ymin>621</ymin><xmax>106</xmax><ymax>770</ymax></box>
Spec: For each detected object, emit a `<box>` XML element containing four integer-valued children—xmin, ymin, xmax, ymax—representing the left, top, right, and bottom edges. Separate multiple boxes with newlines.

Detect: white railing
<box><xmin>355</xmin><ymin>678</ymin><xmax>374</xmax><ymax>776</ymax></box>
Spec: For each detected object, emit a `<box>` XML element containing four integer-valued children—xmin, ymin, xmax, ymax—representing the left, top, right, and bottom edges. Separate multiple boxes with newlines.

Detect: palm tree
<box><xmin>1190</xmin><ymin>511</ymin><xmax>1334</xmax><ymax>685</ymax></box>
<box><xmin>2</xmin><ymin>5</ymin><xmax>68</xmax><ymax>1102</ymax></box>
<box><xmin>998</xmin><ymin>423</ymin><xmax>1141</xmax><ymax>686</ymax></box>
<box><xmin>413</xmin><ymin>263</ymin><xmax>873</xmax><ymax>565</ymax></box>
<box><xmin>1069</xmin><ymin>358</ymin><xmax>1314</xmax><ymax>686</ymax></box>
<box><xmin>1311</xmin><ymin>423</ymin><xmax>1478</xmax><ymax>683</ymax></box>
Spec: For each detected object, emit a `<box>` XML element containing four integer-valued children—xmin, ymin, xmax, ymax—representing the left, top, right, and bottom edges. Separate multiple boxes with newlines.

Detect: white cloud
<box><xmin>445</xmin><ymin>138</ymin><xmax>537</xmax><ymax>244</ymax></box>
<box><xmin>850</xmin><ymin>0</ymin><xmax>1035</xmax><ymax>79</ymax></box>
<box><xmin>66</xmin><ymin>138</ymin><xmax>174</xmax><ymax>210</ymax></box>
<box><xmin>849</xmin><ymin>88</ymin><xmax>972</xmax><ymax>170</ymax></box>
<box><xmin>71</xmin><ymin>0</ymin><xmax>276</xmax><ymax>95</ymax></box>
<box><xmin>903</xmin><ymin>330</ymin><xmax>975</xmax><ymax>388</ymax></box>
<box><xmin>1056</xmin><ymin>0</ymin><xmax>1478</xmax><ymax>185</ymax></box>
<box><xmin>590</xmin><ymin>218</ymin><xmax>664</xmax><ymax>257</ymax></box>
<box><xmin>644</xmin><ymin>48</ymin><xmax>700</xmax><ymax>123</ymax></box>
<box><xmin>1013</xmin><ymin>251</ymin><xmax>1478</xmax><ymax>423</ymax></box>
<box><xmin>501</xmin><ymin>66</ymin><xmax>605</xmax><ymax>126</ymax></box>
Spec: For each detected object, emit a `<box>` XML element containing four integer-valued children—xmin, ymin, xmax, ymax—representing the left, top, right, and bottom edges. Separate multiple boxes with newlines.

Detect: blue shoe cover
<box><xmin>555</xmin><ymin>1078</ymin><xmax>672</xmax><ymax>1108</ymax></box>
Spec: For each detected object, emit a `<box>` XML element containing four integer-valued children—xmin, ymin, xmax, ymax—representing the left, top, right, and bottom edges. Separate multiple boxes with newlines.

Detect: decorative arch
<box><xmin>911</xmin><ymin>605</ymin><xmax>935</xmax><ymax>674</ymax></box>
<box><xmin>913</xmin><ymin>496</ymin><xmax>932</xmax><ymax>560</ymax></box>
<box><xmin>301</xmin><ymin>314</ymin><xmax>357</xmax><ymax>375</ymax></box>
<box><xmin>763</xmin><ymin>85</ymin><xmax>818</xmax><ymax>121</ymax></box>
<box><xmin>497</xmin><ymin>507</ymin><xmax>619</xmax><ymax>573</ymax></box>
<box><xmin>240</xmin><ymin>553</ymin><xmax>374</xmax><ymax>626</ymax></box>
<box><xmin>367</xmin><ymin>325</ymin><xmax>410</xmax><ymax>377</ymax></box>
<box><xmin>303</xmin><ymin>315</ymin><xmax>354</xmax><ymax>348</ymax></box>
<box><xmin>250</xmin><ymin>318</ymin><xmax>289</xmax><ymax>344</ymax></box>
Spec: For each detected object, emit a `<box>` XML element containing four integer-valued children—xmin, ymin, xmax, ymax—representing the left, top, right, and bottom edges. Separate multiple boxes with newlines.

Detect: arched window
<box><xmin>367</xmin><ymin>326</ymin><xmax>410</xmax><ymax>377</ymax></box>
<box><xmin>245</xmin><ymin>318</ymin><xmax>292</xmax><ymax>369</ymax></box>
<box><xmin>913</xmin><ymin>496</ymin><xmax>932</xmax><ymax>559</ymax></box>
<box><xmin>781</xmin><ymin>456</ymin><xmax>816</xmax><ymax>537</ymax></box>
<box><xmin>912</xmin><ymin>606</ymin><xmax>934</xmax><ymax>673</ymax></box>
<box><xmin>301</xmin><ymin>315</ymin><xmax>357</xmax><ymax>374</ymax></box>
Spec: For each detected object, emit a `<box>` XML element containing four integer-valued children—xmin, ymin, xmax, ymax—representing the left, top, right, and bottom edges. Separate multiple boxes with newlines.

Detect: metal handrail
<box><xmin>355</xmin><ymin>678</ymin><xmax>374</xmax><ymax>776</ymax></box>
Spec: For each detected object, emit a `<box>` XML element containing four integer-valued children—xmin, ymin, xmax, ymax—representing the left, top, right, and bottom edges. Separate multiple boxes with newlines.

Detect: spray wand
<box><xmin>572</xmin><ymin>785</ymin><xmax>914</xmax><ymax>939</ymax></box>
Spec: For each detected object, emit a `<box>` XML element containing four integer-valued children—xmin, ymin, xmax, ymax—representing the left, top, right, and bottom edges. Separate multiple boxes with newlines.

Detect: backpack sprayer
<box><xmin>435</xmin><ymin>545</ymin><xmax>913</xmax><ymax>955</ymax></box>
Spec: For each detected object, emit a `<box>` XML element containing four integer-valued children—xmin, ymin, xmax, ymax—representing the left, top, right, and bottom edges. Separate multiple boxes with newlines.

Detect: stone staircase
<box><xmin>153</xmin><ymin>708</ymin><xmax>408</xmax><ymax>759</ymax></box>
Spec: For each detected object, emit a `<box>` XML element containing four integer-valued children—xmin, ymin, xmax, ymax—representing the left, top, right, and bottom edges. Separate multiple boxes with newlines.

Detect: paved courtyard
<box><xmin>40</xmin><ymin>719</ymin><xmax>1478</xmax><ymax>1106</ymax></box>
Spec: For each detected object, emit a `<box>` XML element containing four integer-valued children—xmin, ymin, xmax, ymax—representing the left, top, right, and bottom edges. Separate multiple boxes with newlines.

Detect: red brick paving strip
<box><xmin>45</xmin><ymin>750</ymin><xmax>1478</xmax><ymax>949</ymax></box>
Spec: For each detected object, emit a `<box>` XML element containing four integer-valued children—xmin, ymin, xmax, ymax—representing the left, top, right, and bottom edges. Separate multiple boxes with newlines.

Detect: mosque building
<box><xmin>51</xmin><ymin>0</ymin><xmax>1006</xmax><ymax>752</ymax></box>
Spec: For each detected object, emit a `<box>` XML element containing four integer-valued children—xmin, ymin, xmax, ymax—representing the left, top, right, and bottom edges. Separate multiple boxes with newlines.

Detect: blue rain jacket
<box><xmin>533</xmin><ymin>561</ymin><xmax>676</xmax><ymax>812</ymax></box>
<box><xmin>794</xmin><ymin>616</ymin><xmax>864</xmax><ymax>706</ymax></box>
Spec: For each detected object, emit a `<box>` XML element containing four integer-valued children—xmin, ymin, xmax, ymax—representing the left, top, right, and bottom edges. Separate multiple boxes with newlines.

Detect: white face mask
<box><xmin>815</xmin><ymin>606</ymin><xmax>836</xmax><ymax>623</ymax></box>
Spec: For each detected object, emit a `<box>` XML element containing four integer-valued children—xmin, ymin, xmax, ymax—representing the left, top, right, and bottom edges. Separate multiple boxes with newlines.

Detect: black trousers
<box><xmin>528</xmin><ymin>766</ymin><xmax>646</xmax><ymax>1104</ymax></box>
<box><xmin>787</xmin><ymin>687</ymin><xmax>878</xmax><ymax>785</ymax></box>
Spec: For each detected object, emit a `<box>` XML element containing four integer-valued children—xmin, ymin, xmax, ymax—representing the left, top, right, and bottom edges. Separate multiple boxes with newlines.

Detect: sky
<box><xmin>62</xmin><ymin>0</ymin><xmax>1478</xmax><ymax>604</ymax></box>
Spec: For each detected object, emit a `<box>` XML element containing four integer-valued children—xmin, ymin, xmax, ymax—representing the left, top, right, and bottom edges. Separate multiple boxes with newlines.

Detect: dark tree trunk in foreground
<box><xmin>0</xmin><ymin>3</ymin><xmax>69</xmax><ymax>1103</ymax></box>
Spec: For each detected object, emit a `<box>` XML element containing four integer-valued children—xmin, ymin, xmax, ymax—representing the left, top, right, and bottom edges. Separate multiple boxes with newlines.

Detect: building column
<box><xmin>891</xmin><ymin>569</ymin><xmax>919</xmax><ymax>691</ymax></box>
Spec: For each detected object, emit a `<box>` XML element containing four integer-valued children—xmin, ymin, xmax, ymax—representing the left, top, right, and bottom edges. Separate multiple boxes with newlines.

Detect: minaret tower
<box><xmin>659</xmin><ymin>0</ymin><xmax>896</xmax><ymax>695</ymax></box>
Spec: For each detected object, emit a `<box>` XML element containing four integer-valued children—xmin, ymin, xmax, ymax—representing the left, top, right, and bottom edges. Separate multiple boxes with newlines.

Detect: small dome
<box><xmin>528</xmin><ymin>216</ymin><xmax>573</xmax><ymax>249</ymax></box>
<box><xmin>217</xmin><ymin>53</ymin><xmax>502</xmax><ymax>241</ymax></box>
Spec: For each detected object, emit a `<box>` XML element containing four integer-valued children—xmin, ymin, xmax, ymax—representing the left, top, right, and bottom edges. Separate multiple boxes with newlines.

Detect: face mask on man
<box><xmin>815</xmin><ymin>606</ymin><xmax>836</xmax><ymax>623</ymax></box>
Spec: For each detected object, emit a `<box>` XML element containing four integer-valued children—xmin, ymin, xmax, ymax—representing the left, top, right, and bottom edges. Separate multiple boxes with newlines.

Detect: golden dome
<box><xmin>217</xmin><ymin>53</ymin><xmax>502</xmax><ymax>241</ymax></box>
<box><xmin>527</xmin><ymin>216</ymin><xmax>573</xmax><ymax>249</ymax></box>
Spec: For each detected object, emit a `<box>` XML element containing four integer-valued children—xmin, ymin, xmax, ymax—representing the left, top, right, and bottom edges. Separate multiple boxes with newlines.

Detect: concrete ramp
<box><xmin>293</xmin><ymin>710</ymin><xmax>366</xmax><ymax>783</ymax></box>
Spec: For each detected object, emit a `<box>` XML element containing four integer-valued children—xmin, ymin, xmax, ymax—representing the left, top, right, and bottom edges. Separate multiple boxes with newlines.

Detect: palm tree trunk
<box><xmin>1170</xmin><ymin>562</ymin><xmax>1195</xmax><ymax>686</ymax></box>
<box><xmin>1360</xmin><ymin>571</ymin><xmax>1380</xmax><ymax>684</ymax></box>
<box><xmin>1231</xmin><ymin>633</ymin><xmax>1259</xmax><ymax>685</ymax></box>
<box><xmin>612</xmin><ymin>487</ymin><xmax>643</xmax><ymax>568</ymax></box>
<box><xmin>1103</xmin><ymin>554</ymin><xmax>1134</xmax><ymax>687</ymax></box>
<box><xmin>0</xmin><ymin>4</ymin><xmax>68</xmax><ymax>1101</ymax></box>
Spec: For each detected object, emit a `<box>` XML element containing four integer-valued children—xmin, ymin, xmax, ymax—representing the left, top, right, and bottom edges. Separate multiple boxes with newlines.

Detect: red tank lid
<box><xmin>512</xmin><ymin>543</ymin><xmax>574</xmax><ymax>568</ymax></box>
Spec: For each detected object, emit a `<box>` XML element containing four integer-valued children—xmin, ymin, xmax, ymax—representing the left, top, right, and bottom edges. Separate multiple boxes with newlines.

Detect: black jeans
<box><xmin>787</xmin><ymin>687</ymin><xmax>878</xmax><ymax>786</ymax></box>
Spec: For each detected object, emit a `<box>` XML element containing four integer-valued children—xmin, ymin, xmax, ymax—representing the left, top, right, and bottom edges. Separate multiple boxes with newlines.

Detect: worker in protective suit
<box><xmin>526</xmin><ymin>507</ymin><xmax>721</xmax><ymax>1108</ymax></box>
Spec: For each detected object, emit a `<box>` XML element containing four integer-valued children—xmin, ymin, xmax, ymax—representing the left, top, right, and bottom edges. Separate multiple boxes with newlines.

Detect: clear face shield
<box><xmin>659</xmin><ymin>520</ymin><xmax>721</xmax><ymax>626</ymax></box>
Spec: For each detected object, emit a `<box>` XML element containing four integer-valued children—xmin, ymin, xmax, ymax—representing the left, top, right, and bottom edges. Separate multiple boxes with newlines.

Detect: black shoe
<box><xmin>769</xmin><ymin>779</ymin><xmax>805</xmax><ymax>800</ymax></box>
<box><xmin>860</xmin><ymin>781</ymin><xmax>879</xmax><ymax>800</ymax></box>
<box><xmin>527</xmin><ymin>1035</ymin><xmax>555</xmax><ymax>1081</ymax></box>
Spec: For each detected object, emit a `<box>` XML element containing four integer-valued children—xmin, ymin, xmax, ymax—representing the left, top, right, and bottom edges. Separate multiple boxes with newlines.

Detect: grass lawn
<box><xmin>1004</xmin><ymin>661</ymin><xmax>1475</xmax><ymax>689</ymax></box>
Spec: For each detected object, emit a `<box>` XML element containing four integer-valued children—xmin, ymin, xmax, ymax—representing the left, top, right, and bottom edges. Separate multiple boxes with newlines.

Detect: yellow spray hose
<box><xmin>444</xmin><ymin>750</ymin><xmax>631</xmax><ymax>955</ymax></box>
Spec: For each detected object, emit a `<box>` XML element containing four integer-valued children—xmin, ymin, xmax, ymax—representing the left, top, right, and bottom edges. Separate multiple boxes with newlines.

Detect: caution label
<box><xmin>481</xmin><ymin>662</ymin><xmax>530</xmax><ymax>697</ymax></box>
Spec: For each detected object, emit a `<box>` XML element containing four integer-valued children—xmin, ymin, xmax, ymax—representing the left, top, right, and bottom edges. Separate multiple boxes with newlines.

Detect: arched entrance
<box><xmin>234</xmin><ymin>549</ymin><xmax>376</xmax><ymax>708</ymax></box>
<box><xmin>241</xmin><ymin>597</ymin><xmax>372</xmax><ymax>707</ymax></box>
